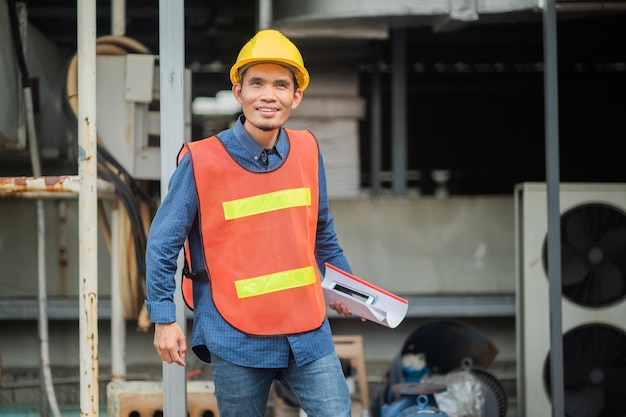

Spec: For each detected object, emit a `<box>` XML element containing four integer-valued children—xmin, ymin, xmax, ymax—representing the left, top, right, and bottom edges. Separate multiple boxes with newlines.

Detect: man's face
<box><xmin>232</xmin><ymin>63</ymin><xmax>303</xmax><ymax>134</ymax></box>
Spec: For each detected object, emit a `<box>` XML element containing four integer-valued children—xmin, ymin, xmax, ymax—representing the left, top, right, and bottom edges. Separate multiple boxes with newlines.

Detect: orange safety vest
<box><xmin>179</xmin><ymin>129</ymin><xmax>326</xmax><ymax>336</ymax></box>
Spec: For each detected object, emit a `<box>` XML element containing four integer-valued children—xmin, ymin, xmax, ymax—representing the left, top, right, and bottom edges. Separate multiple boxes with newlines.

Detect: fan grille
<box><xmin>543</xmin><ymin>323</ymin><xmax>626</xmax><ymax>417</ymax></box>
<box><xmin>542</xmin><ymin>203</ymin><xmax>626</xmax><ymax>307</ymax></box>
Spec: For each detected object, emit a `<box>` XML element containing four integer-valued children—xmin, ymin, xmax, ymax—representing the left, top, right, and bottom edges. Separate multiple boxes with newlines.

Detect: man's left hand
<box><xmin>329</xmin><ymin>301</ymin><xmax>366</xmax><ymax>322</ymax></box>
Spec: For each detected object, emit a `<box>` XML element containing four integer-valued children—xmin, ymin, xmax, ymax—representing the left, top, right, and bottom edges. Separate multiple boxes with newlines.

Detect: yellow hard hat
<box><xmin>230</xmin><ymin>29</ymin><xmax>310</xmax><ymax>91</ymax></box>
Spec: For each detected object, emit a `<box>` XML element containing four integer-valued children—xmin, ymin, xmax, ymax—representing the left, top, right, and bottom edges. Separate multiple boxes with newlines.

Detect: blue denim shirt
<box><xmin>145</xmin><ymin>115</ymin><xmax>352</xmax><ymax>367</ymax></box>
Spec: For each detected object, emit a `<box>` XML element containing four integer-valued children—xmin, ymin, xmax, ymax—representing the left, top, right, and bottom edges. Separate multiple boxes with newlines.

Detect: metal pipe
<box><xmin>258</xmin><ymin>0</ymin><xmax>272</xmax><ymax>30</ymax></box>
<box><xmin>370</xmin><ymin>41</ymin><xmax>382</xmax><ymax>196</ymax></box>
<box><xmin>111</xmin><ymin>0</ymin><xmax>126</xmax><ymax>36</ymax></box>
<box><xmin>36</xmin><ymin>198</ymin><xmax>60</xmax><ymax>417</ymax></box>
<box><xmin>0</xmin><ymin>176</ymin><xmax>115</xmax><ymax>198</ymax></box>
<box><xmin>6</xmin><ymin>2</ymin><xmax>62</xmax><ymax>414</ymax></box>
<box><xmin>391</xmin><ymin>28</ymin><xmax>407</xmax><ymax>196</ymax></box>
<box><xmin>77</xmin><ymin>0</ymin><xmax>100</xmax><ymax>415</ymax></box>
<box><xmin>1</xmin><ymin>373</ymin><xmax>152</xmax><ymax>389</ymax></box>
<box><xmin>159</xmin><ymin>1</ymin><xmax>187</xmax><ymax>416</ymax></box>
<box><xmin>110</xmin><ymin>201</ymin><xmax>126</xmax><ymax>381</ymax></box>
<box><xmin>556</xmin><ymin>2</ymin><xmax>626</xmax><ymax>11</ymax></box>
<box><xmin>543</xmin><ymin>1</ymin><xmax>564</xmax><ymax>416</ymax></box>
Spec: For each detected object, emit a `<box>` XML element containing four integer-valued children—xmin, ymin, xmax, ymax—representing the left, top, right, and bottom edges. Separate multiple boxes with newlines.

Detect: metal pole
<box><xmin>391</xmin><ymin>29</ymin><xmax>407</xmax><ymax>196</ymax></box>
<box><xmin>159</xmin><ymin>1</ymin><xmax>187</xmax><ymax>416</ymax></box>
<box><xmin>110</xmin><ymin>201</ymin><xmax>126</xmax><ymax>381</ymax></box>
<box><xmin>6</xmin><ymin>1</ymin><xmax>62</xmax><ymax>414</ymax></box>
<box><xmin>258</xmin><ymin>0</ymin><xmax>272</xmax><ymax>30</ymax></box>
<box><xmin>111</xmin><ymin>0</ymin><xmax>126</xmax><ymax>36</ymax></box>
<box><xmin>542</xmin><ymin>1</ymin><xmax>564</xmax><ymax>416</ymax></box>
<box><xmin>370</xmin><ymin>40</ymin><xmax>382</xmax><ymax>196</ymax></box>
<box><xmin>77</xmin><ymin>0</ymin><xmax>100</xmax><ymax>415</ymax></box>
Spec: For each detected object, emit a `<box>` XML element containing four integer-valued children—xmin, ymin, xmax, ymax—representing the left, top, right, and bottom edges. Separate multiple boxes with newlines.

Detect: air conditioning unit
<box><xmin>515</xmin><ymin>182</ymin><xmax>626</xmax><ymax>417</ymax></box>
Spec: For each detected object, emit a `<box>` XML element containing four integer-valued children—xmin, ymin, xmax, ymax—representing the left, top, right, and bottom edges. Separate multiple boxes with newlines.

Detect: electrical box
<box><xmin>96</xmin><ymin>54</ymin><xmax>191</xmax><ymax>180</ymax></box>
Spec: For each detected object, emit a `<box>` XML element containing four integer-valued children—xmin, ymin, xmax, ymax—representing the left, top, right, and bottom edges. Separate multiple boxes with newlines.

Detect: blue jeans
<box><xmin>210</xmin><ymin>350</ymin><xmax>351</xmax><ymax>417</ymax></box>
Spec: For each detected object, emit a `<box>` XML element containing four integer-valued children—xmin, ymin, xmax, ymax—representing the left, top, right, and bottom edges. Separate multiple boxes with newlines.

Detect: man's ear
<box><xmin>232</xmin><ymin>83</ymin><xmax>243</xmax><ymax>104</ymax></box>
<box><xmin>291</xmin><ymin>89</ymin><xmax>303</xmax><ymax>109</ymax></box>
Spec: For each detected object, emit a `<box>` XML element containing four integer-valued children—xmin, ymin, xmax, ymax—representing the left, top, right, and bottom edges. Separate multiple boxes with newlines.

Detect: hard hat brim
<box><xmin>230</xmin><ymin>58</ymin><xmax>309</xmax><ymax>91</ymax></box>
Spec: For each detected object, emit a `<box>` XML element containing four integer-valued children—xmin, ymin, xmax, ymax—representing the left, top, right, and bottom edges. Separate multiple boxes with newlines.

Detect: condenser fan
<box><xmin>543</xmin><ymin>324</ymin><xmax>626</xmax><ymax>417</ymax></box>
<box><xmin>542</xmin><ymin>203</ymin><xmax>626</xmax><ymax>307</ymax></box>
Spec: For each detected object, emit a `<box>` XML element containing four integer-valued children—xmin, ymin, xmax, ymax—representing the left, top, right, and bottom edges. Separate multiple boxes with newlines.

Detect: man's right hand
<box><xmin>154</xmin><ymin>322</ymin><xmax>187</xmax><ymax>367</ymax></box>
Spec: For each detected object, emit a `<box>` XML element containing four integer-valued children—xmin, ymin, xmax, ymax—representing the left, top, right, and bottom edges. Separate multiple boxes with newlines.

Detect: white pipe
<box><xmin>19</xmin><ymin>17</ymin><xmax>62</xmax><ymax>417</ymax></box>
<box><xmin>111</xmin><ymin>0</ymin><xmax>126</xmax><ymax>36</ymax></box>
<box><xmin>36</xmin><ymin>198</ymin><xmax>61</xmax><ymax>417</ymax></box>
<box><xmin>77</xmin><ymin>0</ymin><xmax>100</xmax><ymax>415</ymax></box>
<box><xmin>110</xmin><ymin>200</ymin><xmax>126</xmax><ymax>381</ymax></box>
<box><xmin>25</xmin><ymin>86</ymin><xmax>62</xmax><ymax>417</ymax></box>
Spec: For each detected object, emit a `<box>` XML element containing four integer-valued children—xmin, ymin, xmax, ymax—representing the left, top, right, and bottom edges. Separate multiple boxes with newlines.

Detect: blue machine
<box><xmin>372</xmin><ymin>320</ymin><xmax>505</xmax><ymax>417</ymax></box>
<box><xmin>380</xmin><ymin>382</ymin><xmax>449</xmax><ymax>417</ymax></box>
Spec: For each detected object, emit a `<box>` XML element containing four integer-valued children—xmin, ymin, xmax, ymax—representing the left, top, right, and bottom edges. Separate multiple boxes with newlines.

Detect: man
<box><xmin>145</xmin><ymin>29</ymin><xmax>356</xmax><ymax>416</ymax></box>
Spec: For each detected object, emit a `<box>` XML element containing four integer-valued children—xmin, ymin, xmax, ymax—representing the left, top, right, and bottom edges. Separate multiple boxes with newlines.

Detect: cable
<box><xmin>7</xmin><ymin>1</ymin><xmax>61</xmax><ymax>416</ymax></box>
<box><xmin>97</xmin><ymin>150</ymin><xmax>148</xmax><ymax>281</ymax></box>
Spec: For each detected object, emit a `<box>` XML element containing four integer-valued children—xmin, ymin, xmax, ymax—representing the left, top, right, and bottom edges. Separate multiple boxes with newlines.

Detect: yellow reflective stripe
<box><xmin>222</xmin><ymin>188</ymin><xmax>311</xmax><ymax>220</ymax></box>
<box><xmin>235</xmin><ymin>266</ymin><xmax>316</xmax><ymax>299</ymax></box>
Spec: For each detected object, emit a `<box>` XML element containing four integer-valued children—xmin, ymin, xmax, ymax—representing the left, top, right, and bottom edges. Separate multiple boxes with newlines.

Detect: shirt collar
<box><xmin>233</xmin><ymin>115</ymin><xmax>287</xmax><ymax>161</ymax></box>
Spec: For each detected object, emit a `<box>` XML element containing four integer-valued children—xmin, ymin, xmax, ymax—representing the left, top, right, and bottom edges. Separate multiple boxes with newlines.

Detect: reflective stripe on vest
<box><xmin>183</xmin><ymin>129</ymin><xmax>326</xmax><ymax>336</ymax></box>
<box><xmin>223</xmin><ymin>187</ymin><xmax>311</xmax><ymax>220</ymax></box>
<box><xmin>235</xmin><ymin>265</ymin><xmax>316</xmax><ymax>298</ymax></box>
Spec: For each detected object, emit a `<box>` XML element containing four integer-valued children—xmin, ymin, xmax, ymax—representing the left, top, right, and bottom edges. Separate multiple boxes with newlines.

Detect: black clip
<box><xmin>183</xmin><ymin>268</ymin><xmax>209</xmax><ymax>282</ymax></box>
